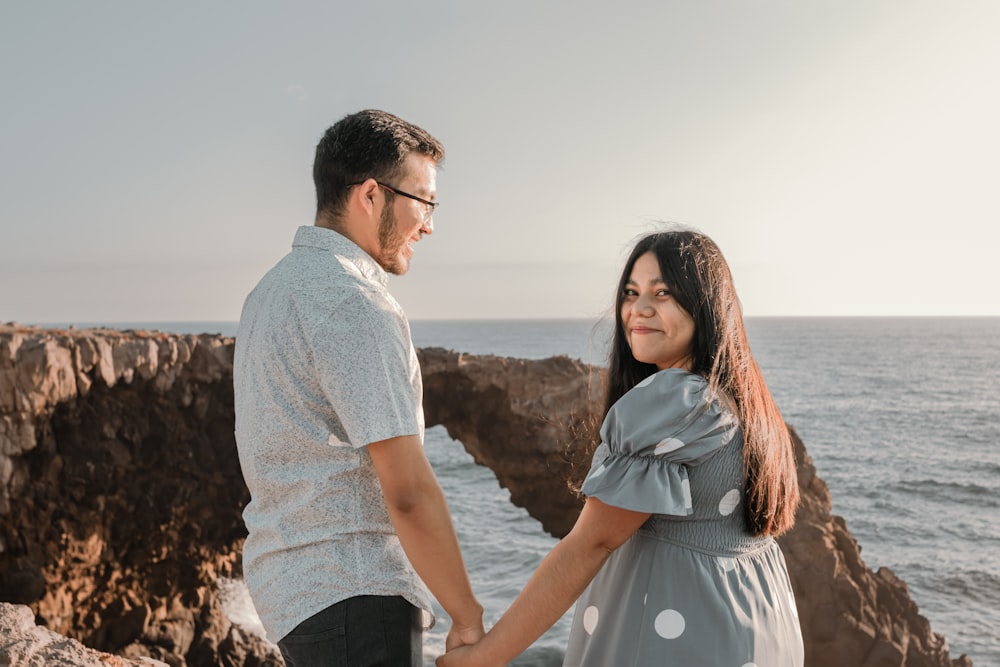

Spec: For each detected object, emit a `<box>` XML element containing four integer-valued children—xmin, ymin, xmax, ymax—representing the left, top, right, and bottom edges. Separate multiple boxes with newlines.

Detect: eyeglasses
<box><xmin>350</xmin><ymin>180</ymin><xmax>439</xmax><ymax>222</ymax></box>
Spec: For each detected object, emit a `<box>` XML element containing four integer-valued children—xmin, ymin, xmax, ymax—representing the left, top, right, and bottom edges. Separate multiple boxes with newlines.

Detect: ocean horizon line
<box><xmin>18</xmin><ymin>313</ymin><xmax>1000</xmax><ymax>330</ymax></box>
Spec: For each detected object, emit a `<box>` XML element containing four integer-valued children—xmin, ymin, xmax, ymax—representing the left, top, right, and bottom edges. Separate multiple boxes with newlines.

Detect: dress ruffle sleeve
<box><xmin>580</xmin><ymin>369</ymin><xmax>738</xmax><ymax>515</ymax></box>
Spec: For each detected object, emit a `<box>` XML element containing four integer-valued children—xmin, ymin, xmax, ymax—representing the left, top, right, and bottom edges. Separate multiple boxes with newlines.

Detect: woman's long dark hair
<box><xmin>605</xmin><ymin>230</ymin><xmax>799</xmax><ymax>536</ymax></box>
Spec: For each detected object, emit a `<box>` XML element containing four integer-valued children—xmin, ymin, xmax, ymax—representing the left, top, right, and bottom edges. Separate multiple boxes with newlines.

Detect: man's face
<box><xmin>375</xmin><ymin>153</ymin><xmax>437</xmax><ymax>275</ymax></box>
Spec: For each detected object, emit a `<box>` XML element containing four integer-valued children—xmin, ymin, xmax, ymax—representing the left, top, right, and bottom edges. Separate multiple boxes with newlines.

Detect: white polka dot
<box><xmin>582</xmin><ymin>605</ymin><xmax>599</xmax><ymax>635</ymax></box>
<box><xmin>653</xmin><ymin>437</ymin><xmax>685</xmax><ymax>455</ymax></box>
<box><xmin>718</xmin><ymin>489</ymin><xmax>741</xmax><ymax>516</ymax></box>
<box><xmin>653</xmin><ymin>609</ymin><xmax>685</xmax><ymax>639</ymax></box>
<box><xmin>681</xmin><ymin>478</ymin><xmax>692</xmax><ymax>507</ymax></box>
<box><xmin>636</xmin><ymin>375</ymin><xmax>656</xmax><ymax>388</ymax></box>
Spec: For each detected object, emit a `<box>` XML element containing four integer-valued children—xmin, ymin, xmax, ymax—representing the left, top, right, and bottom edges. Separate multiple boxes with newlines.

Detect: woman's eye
<box><xmin>657</xmin><ymin>289</ymin><xmax>670</xmax><ymax>297</ymax></box>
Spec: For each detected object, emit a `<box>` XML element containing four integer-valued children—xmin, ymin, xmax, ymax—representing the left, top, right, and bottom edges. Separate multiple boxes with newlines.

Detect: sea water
<box><xmin>57</xmin><ymin>318</ymin><xmax>1000</xmax><ymax>665</ymax></box>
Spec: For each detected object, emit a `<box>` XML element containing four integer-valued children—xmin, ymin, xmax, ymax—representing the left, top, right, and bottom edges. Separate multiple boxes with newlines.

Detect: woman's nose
<box><xmin>631</xmin><ymin>294</ymin><xmax>654</xmax><ymax>314</ymax></box>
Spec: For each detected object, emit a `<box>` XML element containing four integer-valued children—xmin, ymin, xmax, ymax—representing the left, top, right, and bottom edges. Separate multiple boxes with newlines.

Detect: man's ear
<box><xmin>352</xmin><ymin>179</ymin><xmax>380</xmax><ymax>217</ymax></box>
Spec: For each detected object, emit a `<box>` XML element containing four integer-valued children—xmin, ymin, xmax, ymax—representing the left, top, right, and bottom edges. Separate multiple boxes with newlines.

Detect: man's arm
<box><xmin>368</xmin><ymin>434</ymin><xmax>485</xmax><ymax>649</ymax></box>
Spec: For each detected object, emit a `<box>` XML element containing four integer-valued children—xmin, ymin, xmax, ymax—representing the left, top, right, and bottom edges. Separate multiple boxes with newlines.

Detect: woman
<box><xmin>438</xmin><ymin>229</ymin><xmax>803</xmax><ymax>666</ymax></box>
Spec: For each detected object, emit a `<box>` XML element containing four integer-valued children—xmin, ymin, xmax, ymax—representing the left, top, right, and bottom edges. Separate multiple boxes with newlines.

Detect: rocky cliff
<box><xmin>0</xmin><ymin>325</ymin><xmax>972</xmax><ymax>667</ymax></box>
<box><xmin>0</xmin><ymin>325</ymin><xmax>276</xmax><ymax>667</ymax></box>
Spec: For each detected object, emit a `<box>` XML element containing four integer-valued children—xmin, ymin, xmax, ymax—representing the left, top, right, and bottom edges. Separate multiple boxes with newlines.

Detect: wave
<box><xmin>908</xmin><ymin>567</ymin><xmax>1000</xmax><ymax>607</ymax></box>
<box><xmin>892</xmin><ymin>478</ymin><xmax>999</xmax><ymax>508</ymax></box>
<box><xmin>980</xmin><ymin>461</ymin><xmax>1000</xmax><ymax>476</ymax></box>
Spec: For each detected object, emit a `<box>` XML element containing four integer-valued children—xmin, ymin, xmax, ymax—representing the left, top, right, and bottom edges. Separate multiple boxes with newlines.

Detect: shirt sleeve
<box><xmin>309</xmin><ymin>286</ymin><xmax>422</xmax><ymax>449</ymax></box>
<box><xmin>580</xmin><ymin>369</ymin><xmax>738</xmax><ymax>515</ymax></box>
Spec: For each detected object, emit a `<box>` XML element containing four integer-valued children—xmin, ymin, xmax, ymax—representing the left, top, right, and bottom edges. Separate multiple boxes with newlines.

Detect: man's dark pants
<box><xmin>277</xmin><ymin>595</ymin><xmax>423</xmax><ymax>667</ymax></box>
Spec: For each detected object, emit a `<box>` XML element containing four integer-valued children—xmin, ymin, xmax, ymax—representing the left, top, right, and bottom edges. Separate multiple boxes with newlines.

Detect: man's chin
<box><xmin>379</xmin><ymin>253</ymin><xmax>410</xmax><ymax>276</ymax></box>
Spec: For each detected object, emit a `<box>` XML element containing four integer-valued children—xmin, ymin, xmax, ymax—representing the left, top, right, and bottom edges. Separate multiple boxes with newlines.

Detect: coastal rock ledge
<box><xmin>0</xmin><ymin>325</ymin><xmax>972</xmax><ymax>667</ymax></box>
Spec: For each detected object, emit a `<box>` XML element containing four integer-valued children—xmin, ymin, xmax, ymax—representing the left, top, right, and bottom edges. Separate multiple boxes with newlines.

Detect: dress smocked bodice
<box><xmin>638</xmin><ymin>436</ymin><xmax>773</xmax><ymax>556</ymax></box>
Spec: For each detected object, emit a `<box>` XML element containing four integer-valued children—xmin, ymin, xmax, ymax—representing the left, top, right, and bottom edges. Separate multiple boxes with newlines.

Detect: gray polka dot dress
<box><xmin>563</xmin><ymin>369</ymin><xmax>804</xmax><ymax>667</ymax></box>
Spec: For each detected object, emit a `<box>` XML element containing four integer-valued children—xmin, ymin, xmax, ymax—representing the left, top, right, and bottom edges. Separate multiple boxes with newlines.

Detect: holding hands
<box><xmin>445</xmin><ymin>616</ymin><xmax>486</xmax><ymax>653</ymax></box>
<box><xmin>437</xmin><ymin>642</ymin><xmax>490</xmax><ymax>667</ymax></box>
<box><xmin>440</xmin><ymin>610</ymin><xmax>489</xmax><ymax>666</ymax></box>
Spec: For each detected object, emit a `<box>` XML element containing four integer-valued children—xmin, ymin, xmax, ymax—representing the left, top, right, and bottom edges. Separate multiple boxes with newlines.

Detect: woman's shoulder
<box><xmin>600</xmin><ymin>369</ymin><xmax>737</xmax><ymax>458</ymax></box>
<box><xmin>612</xmin><ymin>368</ymin><xmax>711</xmax><ymax>416</ymax></box>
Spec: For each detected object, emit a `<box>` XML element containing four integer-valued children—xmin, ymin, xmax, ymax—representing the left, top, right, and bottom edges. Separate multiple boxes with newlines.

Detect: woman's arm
<box><xmin>437</xmin><ymin>497</ymin><xmax>650</xmax><ymax>667</ymax></box>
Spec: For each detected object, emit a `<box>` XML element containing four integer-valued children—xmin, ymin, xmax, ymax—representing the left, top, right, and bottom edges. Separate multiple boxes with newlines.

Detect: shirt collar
<box><xmin>292</xmin><ymin>225</ymin><xmax>387</xmax><ymax>287</ymax></box>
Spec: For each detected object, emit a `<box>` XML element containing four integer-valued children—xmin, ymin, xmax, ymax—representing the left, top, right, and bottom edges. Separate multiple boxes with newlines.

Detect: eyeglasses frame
<box><xmin>349</xmin><ymin>179</ymin><xmax>439</xmax><ymax>220</ymax></box>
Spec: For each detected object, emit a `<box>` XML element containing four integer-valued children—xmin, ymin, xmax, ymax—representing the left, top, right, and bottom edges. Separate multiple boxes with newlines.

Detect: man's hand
<box><xmin>445</xmin><ymin>615</ymin><xmax>485</xmax><ymax>652</ymax></box>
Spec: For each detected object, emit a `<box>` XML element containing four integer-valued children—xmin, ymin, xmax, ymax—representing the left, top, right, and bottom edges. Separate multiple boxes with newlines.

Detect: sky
<box><xmin>2</xmin><ymin>1</ymin><xmax>999</xmax><ymax>323</ymax></box>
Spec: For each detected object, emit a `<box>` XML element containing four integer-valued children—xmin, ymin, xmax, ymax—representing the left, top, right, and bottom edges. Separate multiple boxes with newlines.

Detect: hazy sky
<box><xmin>2</xmin><ymin>1</ymin><xmax>998</xmax><ymax>322</ymax></box>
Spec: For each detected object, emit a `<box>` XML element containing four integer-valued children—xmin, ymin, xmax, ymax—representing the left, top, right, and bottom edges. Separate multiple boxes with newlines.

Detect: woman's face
<box><xmin>620</xmin><ymin>251</ymin><xmax>695</xmax><ymax>371</ymax></box>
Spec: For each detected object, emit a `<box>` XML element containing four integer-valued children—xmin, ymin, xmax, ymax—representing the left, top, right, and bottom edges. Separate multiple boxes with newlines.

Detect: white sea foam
<box><xmin>217</xmin><ymin>576</ymin><xmax>269</xmax><ymax>641</ymax></box>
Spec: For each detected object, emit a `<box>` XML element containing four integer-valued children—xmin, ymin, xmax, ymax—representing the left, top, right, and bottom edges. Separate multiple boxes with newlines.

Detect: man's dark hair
<box><xmin>313</xmin><ymin>109</ymin><xmax>445</xmax><ymax>219</ymax></box>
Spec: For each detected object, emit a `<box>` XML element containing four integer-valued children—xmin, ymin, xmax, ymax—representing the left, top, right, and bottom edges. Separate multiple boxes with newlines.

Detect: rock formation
<box><xmin>0</xmin><ymin>601</ymin><xmax>168</xmax><ymax>666</ymax></box>
<box><xmin>0</xmin><ymin>325</ymin><xmax>973</xmax><ymax>666</ymax></box>
<box><xmin>0</xmin><ymin>325</ymin><xmax>279</xmax><ymax>667</ymax></box>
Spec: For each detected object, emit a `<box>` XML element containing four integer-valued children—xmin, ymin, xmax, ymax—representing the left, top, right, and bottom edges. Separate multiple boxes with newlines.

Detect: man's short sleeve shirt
<box><xmin>233</xmin><ymin>225</ymin><xmax>433</xmax><ymax>643</ymax></box>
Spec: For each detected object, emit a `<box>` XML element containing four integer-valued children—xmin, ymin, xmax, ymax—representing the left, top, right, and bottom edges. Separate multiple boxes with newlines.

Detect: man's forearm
<box><xmin>386</xmin><ymin>478</ymin><xmax>483</xmax><ymax>627</ymax></box>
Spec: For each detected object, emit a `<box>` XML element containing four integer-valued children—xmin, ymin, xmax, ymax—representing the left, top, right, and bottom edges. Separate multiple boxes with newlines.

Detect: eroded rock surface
<box><xmin>0</xmin><ymin>325</ymin><xmax>972</xmax><ymax>666</ymax></box>
<box><xmin>0</xmin><ymin>325</ymin><xmax>278</xmax><ymax>667</ymax></box>
<box><xmin>0</xmin><ymin>601</ymin><xmax>167</xmax><ymax>667</ymax></box>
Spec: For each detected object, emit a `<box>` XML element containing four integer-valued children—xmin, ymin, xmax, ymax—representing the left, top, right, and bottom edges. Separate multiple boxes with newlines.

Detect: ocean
<box><xmin>54</xmin><ymin>318</ymin><xmax>1000</xmax><ymax>665</ymax></box>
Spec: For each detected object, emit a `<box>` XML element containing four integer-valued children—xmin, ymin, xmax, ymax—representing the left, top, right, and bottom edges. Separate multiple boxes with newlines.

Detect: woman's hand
<box><xmin>436</xmin><ymin>644</ymin><xmax>486</xmax><ymax>667</ymax></box>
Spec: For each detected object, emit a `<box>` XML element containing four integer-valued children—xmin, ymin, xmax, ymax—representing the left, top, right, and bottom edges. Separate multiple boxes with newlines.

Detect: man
<box><xmin>234</xmin><ymin>110</ymin><xmax>484</xmax><ymax>666</ymax></box>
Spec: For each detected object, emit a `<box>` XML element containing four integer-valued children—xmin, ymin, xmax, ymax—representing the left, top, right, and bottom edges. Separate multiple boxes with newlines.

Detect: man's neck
<box><xmin>315</xmin><ymin>214</ymin><xmax>379</xmax><ymax>263</ymax></box>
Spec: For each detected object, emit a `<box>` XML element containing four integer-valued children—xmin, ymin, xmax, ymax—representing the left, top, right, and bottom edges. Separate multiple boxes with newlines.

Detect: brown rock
<box><xmin>0</xmin><ymin>325</ymin><xmax>280</xmax><ymax>667</ymax></box>
<box><xmin>418</xmin><ymin>347</ymin><xmax>604</xmax><ymax>537</ymax></box>
<box><xmin>0</xmin><ymin>601</ymin><xmax>168</xmax><ymax>667</ymax></box>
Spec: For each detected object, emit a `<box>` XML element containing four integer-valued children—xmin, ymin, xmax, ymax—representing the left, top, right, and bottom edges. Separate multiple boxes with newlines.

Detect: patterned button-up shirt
<box><xmin>233</xmin><ymin>225</ymin><xmax>433</xmax><ymax>643</ymax></box>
